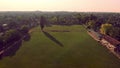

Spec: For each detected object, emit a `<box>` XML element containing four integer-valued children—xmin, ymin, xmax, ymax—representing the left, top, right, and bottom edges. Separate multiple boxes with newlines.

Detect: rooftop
<box><xmin>103</xmin><ymin>35</ymin><xmax>120</xmax><ymax>46</ymax></box>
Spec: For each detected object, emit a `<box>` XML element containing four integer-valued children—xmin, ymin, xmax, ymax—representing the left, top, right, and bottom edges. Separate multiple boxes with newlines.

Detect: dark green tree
<box><xmin>0</xmin><ymin>36</ymin><xmax>4</xmax><ymax>48</ymax></box>
<box><xmin>20</xmin><ymin>25</ymin><xmax>29</xmax><ymax>34</ymax></box>
<box><xmin>4</xmin><ymin>29</ymin><xmax>22</xmax><ymax>44</ymax></box>
<box><xmin>87</xmin><ymin>20</ymin><xmax>96</xmax><ymax>29</ymax></box>
<box><xmin>109</xmin><ymin>27</ymin><xmax>120</xmax><ymax>41</ymax></box>
<box><xmin>40</xmin><ymin>16</ymin><xmax>47</xmax><ymax>31</ymax></box>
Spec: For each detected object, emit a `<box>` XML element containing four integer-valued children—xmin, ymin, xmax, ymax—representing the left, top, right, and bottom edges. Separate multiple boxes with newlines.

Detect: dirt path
<box><xmin>87</xmin><ymin>29</ymin><xmax>120</xmax><ymax>60</ymax></box>
<box><xmin>100</xmin><ymin>39</ymin><xmax>120</xmax><ymax>59</ymax></box>
<box><xmin>28</xmin><ymin>29</ymin><xmax>34</xmax><ymax>34</ymax></box>
<box><xmin>87</xmin><ymin>31</ymin><xmax>100</xmax><ymax>41</ymax></box>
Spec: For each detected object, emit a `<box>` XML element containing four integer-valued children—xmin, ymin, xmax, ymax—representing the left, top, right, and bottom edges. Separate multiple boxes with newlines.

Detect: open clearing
<box><xmin>0</xmin><ymin>25</ymin><xmax>120</xmax><ymax>68</ymax></box>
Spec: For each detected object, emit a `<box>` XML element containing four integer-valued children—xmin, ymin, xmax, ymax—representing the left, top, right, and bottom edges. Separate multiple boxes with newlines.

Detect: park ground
<box><xmin>0</xmin><ymin>25</ymin><xmax>120</xmax><ymax>68</ymax></box>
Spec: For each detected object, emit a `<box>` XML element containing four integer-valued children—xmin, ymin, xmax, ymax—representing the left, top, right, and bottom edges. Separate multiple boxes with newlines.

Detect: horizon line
<box><xmin>0</xmin><ymin>10</ymin><xmax>120</xmax><ymax>13</ymax></box>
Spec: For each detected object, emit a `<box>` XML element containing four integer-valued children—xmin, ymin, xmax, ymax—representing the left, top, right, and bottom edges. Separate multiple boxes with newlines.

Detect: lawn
<box><xmin>0</xmin><ymin>25</ymin><xmax>120</xmax><ymax>68</ymax></box>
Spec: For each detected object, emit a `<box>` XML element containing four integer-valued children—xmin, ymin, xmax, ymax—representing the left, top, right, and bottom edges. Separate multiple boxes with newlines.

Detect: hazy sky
<box><xmin>0</xmin><ymin>0</ymin><xmax>120</xmax><ymax>12</ymax></box>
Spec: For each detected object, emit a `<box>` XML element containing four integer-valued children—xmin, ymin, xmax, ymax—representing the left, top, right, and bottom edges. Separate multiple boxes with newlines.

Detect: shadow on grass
<box><xmin>43</xmin><ymin>31</ymin><xmax>64</xmax><ymax>47</ymax></box>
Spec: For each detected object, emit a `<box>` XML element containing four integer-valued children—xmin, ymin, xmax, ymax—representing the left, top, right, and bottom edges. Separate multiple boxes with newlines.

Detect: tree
<box><xmin>100</xmin><ymin>23</ymin><xmax>113</xmax><ymax>35</ymax></box>
<box><xmin>8</xmin><ymin>22</ymin><xmax>18</xmax><ymax>29</ymax></box>
<box><xmin>87</xmin><ymin>20</ymin><xmax>96</xmax><ymax>29</ymax></box>
<box><xmin>75</xmin><ymin>14</ymin><xmax>82</xmax><ymax>24</ymax></box>
<box><xmin>109</xmin><ymin>27</ymin><xmax>120</xmax><ymax>41</ymax></box>
<box><xmin>19</xmin><ymin>25</ymin><xmax>31</xmax><ymax>41</ymax></box>
<box><xmin>50</xmin><ymin>16</ymin><xmax>57</xmax><ymax>24</ymax></box>
<box><xmin>4</xmin><ymin>29</ymin><xmax>22</xmax><ymax>44</ymax></box>
<box><xmin>0</xmin><ymin>36</ymin><xmax>4</xmax><ymax>48</ymax></box>
<box><xmin>20</xmin><ymin>25</ymin><xmax>29</xmax><ymax>34</ymax></box>
<box><xmin>40</xmin><ymin>16</ymin><xmax>46</xmax><ymax>31</ymax></box>
<box><xmin>89</xmin><ymin>14</ymin><xmax>97</xmax><ymax>21</ymax></box>
<box><xmin>0</xmin><ymin>25</ymin><xmax>3</xmax><ymax>32</ymax></box>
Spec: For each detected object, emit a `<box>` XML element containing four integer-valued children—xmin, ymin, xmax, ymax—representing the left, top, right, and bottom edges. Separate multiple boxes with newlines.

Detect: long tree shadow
<box><xmin>43</xmin><ymin>31</ymin><xmax>64</xmax><ymax>47</ymax></box>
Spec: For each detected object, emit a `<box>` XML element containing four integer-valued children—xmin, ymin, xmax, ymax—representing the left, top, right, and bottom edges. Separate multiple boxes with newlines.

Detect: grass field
<box><xmin>0</xmin><ymin>25</ymin><xmax>120</xmax><ymax>68</ymax></box>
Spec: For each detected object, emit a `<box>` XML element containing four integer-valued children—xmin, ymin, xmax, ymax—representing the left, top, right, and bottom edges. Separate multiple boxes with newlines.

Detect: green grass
<box><xmin>0</xmin><ymin>25</ymin><xmax>120</xmax><ymax>68</ymax></box>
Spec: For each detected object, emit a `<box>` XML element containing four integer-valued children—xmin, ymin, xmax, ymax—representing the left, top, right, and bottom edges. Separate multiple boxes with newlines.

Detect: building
<box><xmin>103</xmin><ymin>35</ymin><xmax>120</xmax><ymax>53</ymax></box>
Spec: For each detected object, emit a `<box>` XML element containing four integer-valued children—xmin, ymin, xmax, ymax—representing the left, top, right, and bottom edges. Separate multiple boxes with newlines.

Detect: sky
<box><xmin>0</xmin><ymin>0</ymin><xmax>120</xmax><ymax>12</ymax></box>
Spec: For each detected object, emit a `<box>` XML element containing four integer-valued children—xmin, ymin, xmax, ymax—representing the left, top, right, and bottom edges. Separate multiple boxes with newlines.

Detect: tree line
<box><xmin>40</xmin><ymin>12</ymin><xmax>120</xmax><ymax>41</ymax></box>
<box><xmin>0</xmin><ymin>11</ymin><xmax>120</xmax><ymax>50</ymax></box>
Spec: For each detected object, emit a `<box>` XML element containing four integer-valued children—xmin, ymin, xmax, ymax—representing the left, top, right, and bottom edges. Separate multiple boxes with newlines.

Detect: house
<box><xmin>103</xmin><ymin>35</ymin><xmax>120</xmax><ymax>53</ymax></box>
<box><xmin>2</xmin><ymin>24</ymin><xmax>9</xmax><ymax>31</ymax></box>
